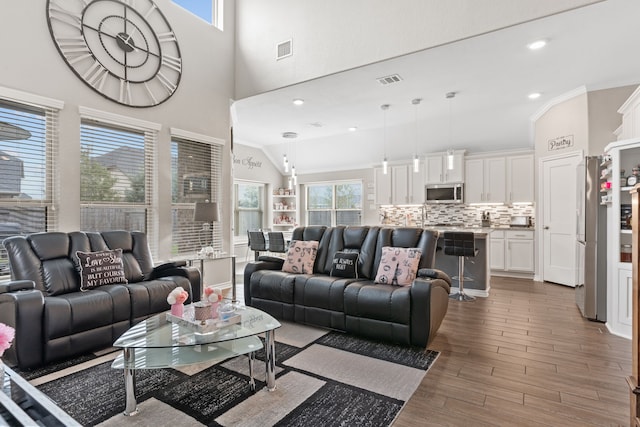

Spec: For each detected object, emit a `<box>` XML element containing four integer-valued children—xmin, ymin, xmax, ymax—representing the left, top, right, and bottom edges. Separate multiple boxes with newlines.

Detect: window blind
<box><xmin>171</xmin><ymin>137</ymin><xmax>223</xmax><ymax>256</ymax></box>
<box><xmin>0</xmin><ymin>99</ymin><xmax>59</xmax><ymax>275</ymax></box>
<box><xmin>79</xmin><ymin>118</ymin><xmax>157</xmax><ymax>255</ymax></box>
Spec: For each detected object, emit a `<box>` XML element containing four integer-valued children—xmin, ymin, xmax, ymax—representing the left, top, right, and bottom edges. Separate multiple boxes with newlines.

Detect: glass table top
<box><xmin>113</xmin><ymin>304</ymin><xmax>281</xmax><ymax>349</ymax></box>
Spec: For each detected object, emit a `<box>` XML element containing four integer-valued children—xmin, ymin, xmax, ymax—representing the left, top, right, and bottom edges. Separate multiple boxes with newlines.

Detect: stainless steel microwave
<box><xmin>425</xmin><ymin>183</ymin><xmax>463</xmax><ymax>204</ymax></box>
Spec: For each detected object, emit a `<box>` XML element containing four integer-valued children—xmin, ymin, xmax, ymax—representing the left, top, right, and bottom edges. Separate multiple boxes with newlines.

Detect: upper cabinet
<box><xmin>376</xmin><ymin>164</ymin><xmax>425</xmax><ymax>205</ymax></box>
<box><xmin>465</xmin><ymin>157</ymin><xmax>506</xmax><ymax>204</ymax></box>
<box><xmin>374</xmin><ymin>167</ymin><xmax>392</xmax><ymax>205</ymax></box>
<box><xmin>425</xmin><ymin>151</ymin><xmax>464</xmax><ymax>184</ymax></box>
<box><xmin>465</xmin><ymin>152</ymin><xmax>534</xmax><ymax>205</ymax></box>
<box><xmin>506</xmin><ymin>154</ymin><xmax>534</xmax><ymax>203</ymax></box>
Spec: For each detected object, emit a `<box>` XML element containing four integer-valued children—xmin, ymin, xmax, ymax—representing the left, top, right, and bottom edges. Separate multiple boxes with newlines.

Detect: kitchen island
<box><xmin>425</xmin><ymin>226</ymin><xmax>493</xmax><ymax>297</ymax></box>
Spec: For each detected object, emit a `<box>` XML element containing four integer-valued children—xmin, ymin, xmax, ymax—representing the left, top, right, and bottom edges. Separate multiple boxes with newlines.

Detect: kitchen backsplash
<box><xmin>379</xmin><ymin>204</ymin><xmax>535</xmax><ymax>228</ymax></box>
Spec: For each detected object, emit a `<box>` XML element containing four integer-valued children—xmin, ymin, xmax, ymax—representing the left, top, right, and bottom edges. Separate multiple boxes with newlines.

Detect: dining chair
<box><xmin>248</xmin><ymin>230</ymin><xmax>267</xmax><ymax>260</ymax></box>
<box><xmin>267</xmin><ymin>231</ymin><xmax>287</xmax><ymax>254</ymax></box>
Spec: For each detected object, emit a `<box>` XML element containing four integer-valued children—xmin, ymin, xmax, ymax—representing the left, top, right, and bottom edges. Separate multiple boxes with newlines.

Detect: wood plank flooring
<box><xmin>393</xmin><ymin>277</ymin><xmax>630</xmax><ymax>427</ymax></box>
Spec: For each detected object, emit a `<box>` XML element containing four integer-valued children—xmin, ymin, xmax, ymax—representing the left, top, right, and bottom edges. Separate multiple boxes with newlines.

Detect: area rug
<box><xmin>21</xmin><ymin>322</ymin><xmax>439</xmax><ymax>426</ymax></box>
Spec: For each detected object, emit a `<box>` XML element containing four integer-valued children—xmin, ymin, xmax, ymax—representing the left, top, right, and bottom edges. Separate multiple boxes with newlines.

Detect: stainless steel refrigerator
<box><xmin>575</xmin><ymin>156</ymin><xmax>607</xmax><ymax>321</ymax></box>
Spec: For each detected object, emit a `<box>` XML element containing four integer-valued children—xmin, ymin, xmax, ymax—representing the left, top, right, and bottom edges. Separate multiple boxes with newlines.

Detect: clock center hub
<box><xmin>116</xmin><ymin>32</ymin><xmax>136</xmax><ymax>52</ymax></box>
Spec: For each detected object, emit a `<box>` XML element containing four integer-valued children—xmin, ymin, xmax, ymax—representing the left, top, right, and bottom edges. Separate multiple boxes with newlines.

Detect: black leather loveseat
<box><xmin>244</xmin><ymin>226</ymin><xmax>451</xmax><ymax>347</ymax></box>
<box><xmin>0</xmin><ymin>230</ymin><xmax>201</xmax><ymax>369</ymax></box>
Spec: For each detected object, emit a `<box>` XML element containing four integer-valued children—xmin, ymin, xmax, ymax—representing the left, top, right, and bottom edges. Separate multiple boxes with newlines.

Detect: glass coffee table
<box><xmin>112</xmin><ymin>304</ymin><xmax>281</xmax><ymax>416</ymax></box>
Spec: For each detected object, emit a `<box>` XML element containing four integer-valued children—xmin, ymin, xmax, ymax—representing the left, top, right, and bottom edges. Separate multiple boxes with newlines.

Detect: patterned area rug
<box><xmin>21</xmin><ymin>322</ymin><xmax>439</xmax><ymax>426</ymax></box>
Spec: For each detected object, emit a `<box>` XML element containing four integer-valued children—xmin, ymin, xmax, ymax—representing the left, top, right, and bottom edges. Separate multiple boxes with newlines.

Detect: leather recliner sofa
<box><xmin>0</xmin><ymin>230</ymin><xmax>201</xmax><ymax>369</ymax></box>
<box><xmin>244</xmin><ymin>226</ymin><xmax>451</xmax><ymax>347</ymax></box>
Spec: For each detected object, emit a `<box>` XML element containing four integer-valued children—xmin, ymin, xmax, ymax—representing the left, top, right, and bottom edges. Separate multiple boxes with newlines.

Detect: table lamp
<box><xmin>194</xmin><ymin>201</ymin><xmax>219</xmax><ymax>247</ymax></box>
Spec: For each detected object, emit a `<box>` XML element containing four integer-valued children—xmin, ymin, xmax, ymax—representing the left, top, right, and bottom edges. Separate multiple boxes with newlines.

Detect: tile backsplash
<box><xmin>378</xmin><ymin>204</ymin><xmax>535</xmax><ymax>228</ymax></box>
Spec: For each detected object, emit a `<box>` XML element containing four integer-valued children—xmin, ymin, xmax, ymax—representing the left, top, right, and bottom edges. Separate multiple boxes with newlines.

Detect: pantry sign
<box><xmin>548</xmin><ymin>135</ymin><xmax>574</xmax><ymax>151</ymax></box>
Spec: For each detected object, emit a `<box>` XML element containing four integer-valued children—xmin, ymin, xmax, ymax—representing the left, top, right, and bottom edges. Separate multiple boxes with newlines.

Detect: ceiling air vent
<box><xmin>376</xmin><ymin>74</ymin><xmax>403</xmax><ymax>86</ymax></box>
<box><xmin>276</xmin><ymin>39</ymin><xmax>292</xmax><ymax>60</ymax></box>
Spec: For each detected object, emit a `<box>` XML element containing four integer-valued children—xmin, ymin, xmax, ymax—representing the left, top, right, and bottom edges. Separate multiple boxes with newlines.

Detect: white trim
<box><xmin>0</xmin><ymin>86</ymin><xmax>64</xmax><ymax>110</ymax></box>
<box><xmin>78</xmin><ymin>106</ymin><xmax>161</xmax><ymax>131</ymax></box>
<box><xmin>618</xmin><ymin>85</ymin><xmax>640</xmax><ymax>113</ymax></box>
<box><xmin>529</xmin><ymin>86</ymin><xmax>587</xmax><ymax>123</ymax></box>
<box><xmin>170</xmin><ymin>127</ymin><xmax>225</xmax><ymax>146</ymax></box>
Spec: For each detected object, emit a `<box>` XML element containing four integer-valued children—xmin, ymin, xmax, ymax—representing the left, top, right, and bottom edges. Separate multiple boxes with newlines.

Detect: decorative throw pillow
<box><xmin>76</xmin><ymin>249</ymin><xmax>128</xmax><ymax>291</ymax></box>
<box><xmin>282</xmin><ymin>240</ymin><xmax>319</xmax><ymax>274</ymax></box>
<box><xmin>330</xmin><ymin>251</ymin><xmax>359</xmax><ymax>278</ymax></box>
<box><xmin>374</xmin><ymin>247</ymin><xmax>422</xmax><ymax>286</ymax></box>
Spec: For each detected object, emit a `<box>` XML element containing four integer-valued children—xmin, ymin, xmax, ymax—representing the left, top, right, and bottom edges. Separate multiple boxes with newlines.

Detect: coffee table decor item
<box><xmin>165</xmin><ymin>304</ymin><xmax>241</xmax><ymax>335</ymax></box>
<box><xmin>203</xmin><ymin>286</ymin><xmax>224</xmax><ymax>318</ymax></box>
<box><xmin>167</xmin><ymin>288</ymin><xmax>189</xmax><ymax>317</ymax></box>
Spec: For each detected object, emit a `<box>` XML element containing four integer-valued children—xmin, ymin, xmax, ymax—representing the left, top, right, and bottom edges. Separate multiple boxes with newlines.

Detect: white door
<box><xmin>541</xmin><ymin>153</ymin><xmax>581</xmax><ymax>286</ymax></box>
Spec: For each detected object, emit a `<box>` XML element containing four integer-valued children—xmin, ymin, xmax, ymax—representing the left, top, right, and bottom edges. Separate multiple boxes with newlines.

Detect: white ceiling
<box><xmin>231</xmin><ymin>0</ymin><xmax>640</xmax><ymax>174</ymax></box>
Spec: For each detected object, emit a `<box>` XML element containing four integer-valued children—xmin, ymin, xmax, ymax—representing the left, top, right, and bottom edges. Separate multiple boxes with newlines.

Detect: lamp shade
<box><xmin>193</xmin><ymin>202</ymin><xmax>220</xmax><ymax>222</ymax></box>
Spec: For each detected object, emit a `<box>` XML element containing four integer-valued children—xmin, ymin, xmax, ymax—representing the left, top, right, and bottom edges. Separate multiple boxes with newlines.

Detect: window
<box><xmin>234</xmin><ymin>182</ymin><xmax>264</xmax><ymax>238</ymax></box>
<box><xmin>171</xmin><ymin>133</ymin><xmax>223</xmax><ymax>256</ymax></box>
<box><xmin>172</xmin><ymin>0</ymin><xmax>223</xmax><ymax>30</ymax></box>
<box><xmin>0</xmin><ymin>94</ymin><xmax>60</xmax><ymax>276</ymax></box>
<box><xmin>79</xmin><ymin>109</ymin><xmax>158</xmax><ymax>253</ymax></box>
<box><xmin>307</xmin><ymin>182</ymin><xmax>362</xmax><ymax>227</ymax></box>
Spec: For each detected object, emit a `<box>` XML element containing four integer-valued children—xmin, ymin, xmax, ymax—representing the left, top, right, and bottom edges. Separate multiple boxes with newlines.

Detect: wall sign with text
<box><xmin>548</xmin><ymin>135</ymin><xmax>574</xmax><ymax>151</ymax></box>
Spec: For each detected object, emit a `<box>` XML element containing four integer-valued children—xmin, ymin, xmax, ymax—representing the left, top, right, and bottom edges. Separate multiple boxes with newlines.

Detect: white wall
<box><xmin>234</xmin><ymin>0</ymin><xmax>600</xmax><ymax>98</ymax></box>
<box><xmin>0</xmin><ymin>1</ymin><xmax>236</xmax><ymax>260</ymax></box>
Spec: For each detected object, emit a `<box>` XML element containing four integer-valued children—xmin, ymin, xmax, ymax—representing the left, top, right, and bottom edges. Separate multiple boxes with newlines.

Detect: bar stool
<box><xmin>443</xmin><ymin>231</ymin><xmax>478</xmax><ymax>302</ymax></box>
<box><xmin>248</xmin><ymin>230</ymin><xmax>267</xmax><ymax>261</ymax></box>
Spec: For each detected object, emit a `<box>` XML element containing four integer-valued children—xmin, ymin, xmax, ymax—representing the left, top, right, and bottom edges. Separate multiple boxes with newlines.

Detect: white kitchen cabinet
<box><xmin>425</xmin><ymin>151</ymin><xmax>464</xmax><ymax>184</ymax></box>
<box><xmin>506</xmin><ymin>154</ymin><xmax>534</xmax><ymax>203</ymax></box>
<box><xmin>489</xmin><ymin>230</ymin><xmax>505</xmax><ymax>270</ymax></box>
<box><xmin>374</xmin><ymin>167</ymin><xmax>392</xmax><ymax>205</ymax></box>
<box><xmin>376</xmin><ymin>164</ymin><xmax>425</xmax><ymax>205</ymax></box>
<box><xmin>464</xmin><ymin>157</ymin><xmax>506</xmax><ymax>204</ymax></box>
<box><xmin>505</xmin><ymin>230</ymin><xmax>535</xmax><ymax>272</ymax></box>
<box><xmin>392</xmin><ymin>165</ymin><xmax>410</xmax><ymax>204</ymax></box>
<box><xmin>410</xmin><ymin>162</ymin><xmax>426</xmax><ymax>204</ymax></box>
<box><xmin>491</xmin><ymin>229</ymin><xmax>534</xmax><ymax>275</ymax></box>
<box><xmin>616</xmin><ymin>265</ymin><xmax>633</xmax><ymax>333</ymax></box>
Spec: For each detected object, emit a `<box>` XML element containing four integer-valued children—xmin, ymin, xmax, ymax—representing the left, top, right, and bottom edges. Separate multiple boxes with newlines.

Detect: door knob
<box><xmin>544</xmin><ymin>226</ymin><xmax>549</xmax><ymax>230</ymax></box>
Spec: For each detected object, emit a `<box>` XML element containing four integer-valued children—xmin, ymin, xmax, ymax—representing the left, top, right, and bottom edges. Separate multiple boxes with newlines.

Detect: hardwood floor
<box><xmin>393</xmin><ymin>276</ymin><xmax>630</xmax><ymax>427</ymax></box>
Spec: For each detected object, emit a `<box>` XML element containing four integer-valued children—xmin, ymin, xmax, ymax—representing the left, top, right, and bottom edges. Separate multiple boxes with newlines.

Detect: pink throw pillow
<box><xmin>282</xmin><ymin>240</ymin><xmax>319</xmax><ymax>274</ymax></box>
<box><xmin>374</xmin><ymin>247</ymin><xmax>422</xmax><ymax>286</ymax></box>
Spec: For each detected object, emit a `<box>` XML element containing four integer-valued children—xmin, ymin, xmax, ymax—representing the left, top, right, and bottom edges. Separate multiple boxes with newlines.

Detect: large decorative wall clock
<box><xmin>47</xmin><ymin>0</ymin><xmax>182</xmax><ymax>108</ymax></box>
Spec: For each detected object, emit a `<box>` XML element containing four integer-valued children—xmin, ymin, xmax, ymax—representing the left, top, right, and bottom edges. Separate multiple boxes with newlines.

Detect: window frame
<box><xmin>233</xmin><ymin>180</ymin><xmax>265</xmax><ymax>241</ymax></box>
<box><xmin>306</xmin><ymin>181</ymin><xmax>362</xmax><ymax>227</ymax></box>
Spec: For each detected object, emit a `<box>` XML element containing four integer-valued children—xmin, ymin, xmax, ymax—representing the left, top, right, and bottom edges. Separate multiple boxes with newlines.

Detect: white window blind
<box><xmin>79</xmin><ymin>118</ymin><xmax>157</xmax><ymax>254</ymax></box>
<box><xmin>0</xmin><ymin>99</ymin><xmax>59</xmax><ymax>275</ymax></box>
<box><xmin>171</xmin><ymin>137</ymin><xmax>223</xmax><ymax>256</ymax></box>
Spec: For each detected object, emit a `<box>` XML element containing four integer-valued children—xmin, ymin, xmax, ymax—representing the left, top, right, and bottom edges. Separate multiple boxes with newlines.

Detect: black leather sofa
<box><xmin>244</xmin><ymin>226</ymin><xmax>451</xmax><ymax>347</ymax></box>
<box><xmin>0</xmin><ymin>230</ymin><xmax>201</xmax><ymax>369</ymax></box>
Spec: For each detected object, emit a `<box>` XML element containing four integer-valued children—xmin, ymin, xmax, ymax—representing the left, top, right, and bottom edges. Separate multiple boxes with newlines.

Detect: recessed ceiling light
<box><xmin>292</xmin><ymin>98</ymin><xmax>304</xmax><ymax>105</ymax></box>
<box><xmin>528</xmin><ymin>92</ymin><xmax>541</xmax><ymax>99</ymax></box>
<box><xmin>527</xmin><ymin>40</ymin><xmax>547</xmax><ymax>50</ymax></box>
<box><xmin>282</xmin><ymin>132</ymin><xmax>298</xmax><ymax>138</ymax></box>
<box><xmin>348</xmin><ymin>127</ymin><xmax>358</xmax><ymax>132</ymax></box>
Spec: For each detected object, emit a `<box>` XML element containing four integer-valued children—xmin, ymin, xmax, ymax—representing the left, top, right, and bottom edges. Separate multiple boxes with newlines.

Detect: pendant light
<box><xmin>446</xmin><ymin>92</ymin><xmax>456</xmax><ymax>170</ymax></box>
<box><xmin>411</xmin><ymin>98</ymin><xmax>421</xmax><ymax>173</ymax></box>
<box><xmin>381</xmin><ymin>104</ymin><xmax>389</xmax><ymax>174</ymax></box>
<box><xmin>283</xmin><ymin>153</ymin><xmax>289</xmax><ymax>173</ymax></box>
